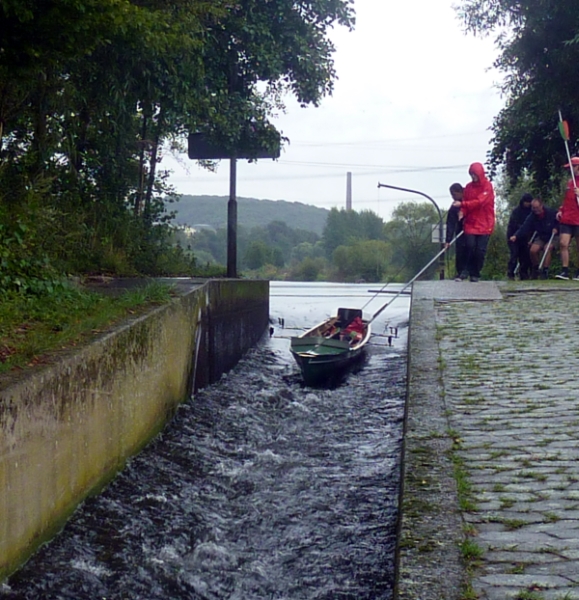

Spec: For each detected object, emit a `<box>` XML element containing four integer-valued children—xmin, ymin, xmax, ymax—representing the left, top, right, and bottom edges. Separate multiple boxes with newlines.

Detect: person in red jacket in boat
<box><xmin>555</xmin><ymin>156</ymin><xmax>579</xmax><ymax>280</ymax></box>
<box><xmin>452</xmin><ymin>162</ymin><xmax>495</xmax><ymax>282</ymax></box>
<box><xmin>341</xmin><ymin>316</ymin><xmax>365</xmax><ymax>344</ymax></box>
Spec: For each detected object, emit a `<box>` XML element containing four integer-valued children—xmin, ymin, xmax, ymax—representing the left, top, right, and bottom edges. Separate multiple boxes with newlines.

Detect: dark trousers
<box><xmin>507</xmin><ymin>239</ymin><xmax>531</xmax><ymax>279</ymax></box>
<box><xmin>455</xmin><ymin>236</ymin><xmax>468</xmax><ymax>277</ymax></box>
<box><xmin>465</xmin><ymin>234</ymin><xmax>490</xmax><ymax>278</ymax></box>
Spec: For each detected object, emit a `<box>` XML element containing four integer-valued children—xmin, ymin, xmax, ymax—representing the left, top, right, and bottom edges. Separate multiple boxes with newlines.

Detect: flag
<box><xmin>559</xmin><ymin>120</ymin><xmax>570</xmax><ymax>141</ymax></box>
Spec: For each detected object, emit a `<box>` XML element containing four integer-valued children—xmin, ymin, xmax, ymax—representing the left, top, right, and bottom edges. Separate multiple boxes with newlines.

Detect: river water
<box><xmin>1</xmin><ymin>282</ymin><xmax>410</xmax><ymax>600</ymax></box>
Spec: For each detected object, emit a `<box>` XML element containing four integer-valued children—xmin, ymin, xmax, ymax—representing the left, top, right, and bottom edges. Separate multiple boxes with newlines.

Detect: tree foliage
<box><xmin>456</xmin><ymin>0</ymin><xmax>579</xmax><ymax>191</ymax></box>
<box><xmin>332</xmin><ymin>240</ymin><xmax>391</xmax><ymax>282</ymax></box>
<box><xmin>383</xmin><ymin>202</ymin><xmax>440</xmax><ymax>280</ymax></box>
<box><xmin>0</xmin><ymin>0</ymin><xmax>354</xmax><ymax>280</ymax></box>
<box><xmin>322</xmin><ymin>208</ymin><xmax>385</xmax><ymax>258</ymax></box>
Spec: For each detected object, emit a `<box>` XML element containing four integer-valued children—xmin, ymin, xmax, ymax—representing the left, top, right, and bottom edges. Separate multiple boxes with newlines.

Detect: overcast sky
<box><xmin>163</xmin><ymin>0</ymin><xmax>504</xmax><ymax>222</ymax></box>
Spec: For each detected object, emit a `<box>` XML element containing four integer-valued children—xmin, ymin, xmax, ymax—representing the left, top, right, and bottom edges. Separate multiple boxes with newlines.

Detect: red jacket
<box><xmin>559</xmin><ymin>179</ymin><xmax>579</xmax><ymax>226</ymax></box>
<box><xmin>461</xmin><ymin>162</ymin><xmax>495</xmax><ymax>235</ymax></box>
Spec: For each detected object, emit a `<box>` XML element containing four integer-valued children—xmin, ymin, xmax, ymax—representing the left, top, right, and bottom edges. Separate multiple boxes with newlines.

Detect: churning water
<box><xmin>1</xmin><ymin>282</ymin><xmax>409</xmax><ymax>600</ymax></box>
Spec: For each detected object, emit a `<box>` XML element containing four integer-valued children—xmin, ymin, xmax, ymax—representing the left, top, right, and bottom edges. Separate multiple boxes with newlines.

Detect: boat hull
<box><xmin>290</xmin><ymin>317</ymin><xmax>371</xmax><ymax>386</ymax></box>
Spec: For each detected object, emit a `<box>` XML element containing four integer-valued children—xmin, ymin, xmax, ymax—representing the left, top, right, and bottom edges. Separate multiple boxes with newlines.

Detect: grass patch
<box><xmin>459</xmin><ymin>582</ymin><xmax>478</xmax><ymax>600</ymax></box>
<box><xmin>517</xmin><ymin>470</ymin><xmax>547</xmax><ymax>482</ymax></box>
<box><xmin>490</xmin><ymin>449</ymin><xmax>507</xmax><ymax>459</ymax></box>
<box><xmin>543</xmin><ymin>512</ymin><xmax>560</xmax><ymax>523</ymax></box>
<box><xmin>459</xmin><ymin>354</ymin><xmax>478</xmax><ymax>370</ymax></box>
<box><xmin>0</xmin><ymin>281</ymin><xmax>174</xmax><ymax>375</ymax></box>
<box><xmin>514</xmin><ymin>589</ymin><xmax>545</xmax><ymax>600</ymax></box>
<box><xmin>499</xmin><ymin>496</ymin><xmax>516</xmax><ymax>509</ymax></box>
<box><xmin>459</xmin><ymin>538</ymin><xmax>484</xmax><ymax>561</ymax></box>
<box><xmin>448</xmin><ymin>435</ymin><xmax>477</xmax><ymax>511</ymax></box>
<box><xmin>508</xmin><ymin>563</ymin><xmax>526</xmax><ymax>574</ymax></box>
<box><xmin>503</xmin><ymin>518</ymin><xmax>527</xmax><ymax>530</ymax></box>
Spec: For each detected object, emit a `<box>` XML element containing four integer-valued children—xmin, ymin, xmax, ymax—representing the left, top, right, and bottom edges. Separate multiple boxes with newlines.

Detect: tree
<box><xmin>383</xmin><ymin>202</ymin><xmax>439</xmax><ymax>280</ymax></box>
<box><xmin>289</xmin><ymin>256</ymin><xmax>327</xmax><ymax>281</ymax></box>
<box><xmin>332</xmin><ymin>240</ymin><xmax>391</xmax><ymax>282</ymax></box>
<box><xmin>456</xmin><ymin>0</ymin><xmax>579</xmax><ymax>191</ymax></box>
<box><xmin>244</xmin><ymin>240</ymin><xmax>270</xmax><ymax>270</ymax></box>
<box><xmin>322</xmin><ymin>208</ymin><xmax>385</xmax><ymax>258</ymax></box>
<box><xmin>0</xmin><ymin>0</ymin><xmax>355</xmax><ymax>278</ymax></box>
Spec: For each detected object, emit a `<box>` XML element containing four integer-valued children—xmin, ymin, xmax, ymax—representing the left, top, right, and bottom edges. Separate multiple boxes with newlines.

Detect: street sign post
<box><xmin>187</xmin><ymin>132</ymin><xmax>280</xmax><ymax>277</ymax></box>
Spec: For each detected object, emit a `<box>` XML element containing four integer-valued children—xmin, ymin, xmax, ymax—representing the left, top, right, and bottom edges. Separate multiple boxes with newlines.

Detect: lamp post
<box><xmin>377</xmin><ymin>182</ymin><xmax>445</xmax><ymax>280</ymax></box>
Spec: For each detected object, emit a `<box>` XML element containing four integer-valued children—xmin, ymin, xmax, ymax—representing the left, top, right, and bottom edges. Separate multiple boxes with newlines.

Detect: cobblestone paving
<box><xmin>438</xmin><ymin>290</ymin><xmax>579</xmax><ymax>600</ymax></box>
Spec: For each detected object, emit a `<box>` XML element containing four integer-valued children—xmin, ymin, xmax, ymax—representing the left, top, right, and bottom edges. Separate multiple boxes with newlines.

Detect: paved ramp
<box><xmin>399</xmin><ymin>281</ymin><xmax>579</xmax><ymax>600</ymax></box>
<box><xmin>413</xmin><ymin>280</ymin><xmax>503</xmax><ymax>302</ymax></box>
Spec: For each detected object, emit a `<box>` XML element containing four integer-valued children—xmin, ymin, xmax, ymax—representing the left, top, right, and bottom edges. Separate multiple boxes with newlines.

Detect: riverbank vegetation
<box><xmin>0</xmin><ymin>281</ymin><xmax>174</xmax><ymax>375</ymax></box>
<box><xmin>0</xmin><ymin>0</ymin><xmax>355</xmax><ymax>369</ymax></box>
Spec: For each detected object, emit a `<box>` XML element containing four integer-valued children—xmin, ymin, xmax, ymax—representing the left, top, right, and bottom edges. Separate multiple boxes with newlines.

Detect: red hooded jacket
<box><xmin>461</xmin><ymin>162</ymin><xmax>495</xmax><ymax>235</ymax></box>
<box><xmin>559</xmin><ymin>179</ymin><xmax>579</xmax><ymax>226</ymax></box>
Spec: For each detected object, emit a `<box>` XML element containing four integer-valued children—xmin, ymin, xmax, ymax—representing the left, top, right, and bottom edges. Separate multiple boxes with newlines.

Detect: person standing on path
<box><xmin>509</xmin><ymin>198</ymin><xmax>559</xmax><ymax>279</ymax></box>
<box><xmin>453</xmin><ymin>162</ymin><xmax>495</xmax><ymax>282</ymax></box>
<box><xmin>506</xmin><ymin>193</ymin><xmax>533</xmax><ymax>280</ymax></box>
<box><xmin>555</xmin><ymin>156</ymin><xmax>579</xmax><ymax>280</ymax></box>
<box><xmin>445</xmin><ymin>183</ymin><xmax>467</xmax><ymax>281</ymax></box>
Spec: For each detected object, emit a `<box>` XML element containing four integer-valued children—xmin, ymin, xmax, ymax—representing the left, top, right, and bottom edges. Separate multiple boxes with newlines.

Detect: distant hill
<box><xmin>170</xmin><ymin>195</ymin><xmax>329</xmax><ymax>235</ymax></box>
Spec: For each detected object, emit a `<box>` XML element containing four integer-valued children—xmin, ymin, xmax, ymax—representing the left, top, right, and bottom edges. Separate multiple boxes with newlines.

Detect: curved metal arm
<box><xmin>377</xmin><ymin>182</ymin><xmax>443</xmax><ymax>225</ymax></box>
<box><xmin>377</xmin><ymin>182</ymin><xmax>445</xmax><ymax>279</ymax></box>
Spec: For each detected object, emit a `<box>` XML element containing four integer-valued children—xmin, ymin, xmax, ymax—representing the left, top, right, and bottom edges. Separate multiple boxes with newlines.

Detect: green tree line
<box><xmin>183</xmin><ymin>204</ymin><xmax>443</xmax><ymax>282</ymax></box>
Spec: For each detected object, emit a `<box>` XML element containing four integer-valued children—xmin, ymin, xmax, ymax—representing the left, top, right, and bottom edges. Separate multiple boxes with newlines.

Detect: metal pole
<box><xmin>368</xmin><ymin>231</ymin><xmax>463</xmax><ymax>324</ymax></box>
<box><xmin>227</xmin><ymin>158</ymin><xmax>238</xmax><ymax>278</ymax></box>
<box><xmin>377</xmin><ymin>182</ymin><xmax>445</xmax><ymax>280</ymax></box>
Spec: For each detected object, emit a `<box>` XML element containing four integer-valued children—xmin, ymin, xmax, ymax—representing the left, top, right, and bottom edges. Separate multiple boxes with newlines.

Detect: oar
<box><xmin>368</xmin><ymin>231</ymin><xmax>464</xmax><ymax>325</ymax></box>
<box><xmin>538</xmin><ymin>230</ymin><xmax>556</xmax><ymax>270</ymax></box>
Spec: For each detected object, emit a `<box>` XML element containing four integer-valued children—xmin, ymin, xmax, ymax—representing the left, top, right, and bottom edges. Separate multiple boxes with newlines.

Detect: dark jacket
<box><xmin>445</xmin><ymin>204</ymin><xmax>463</xmax><ymax>243</ymax></box>
<box><xmin>507</xmin><ymin>195</ymin><xmax>532</xmax><ymax>239</ymax></box>
<box><xmin>515</xmin><ymin>206</ymin><xmax>559</xmax><ymax>243</ymax></box>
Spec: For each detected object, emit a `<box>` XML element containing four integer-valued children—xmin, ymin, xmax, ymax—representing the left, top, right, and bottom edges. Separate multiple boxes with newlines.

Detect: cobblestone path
<box><xmin>439</xmin><ymin>290</ymin><xmax>579</xmax><ymax>600</ymax></box>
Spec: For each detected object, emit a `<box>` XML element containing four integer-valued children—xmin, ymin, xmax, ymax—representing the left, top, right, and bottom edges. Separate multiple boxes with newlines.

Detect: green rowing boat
<box><xmin>290</xmin><ymin>308</ymin><xmax>371</xmax><ymax>386</ymax></box>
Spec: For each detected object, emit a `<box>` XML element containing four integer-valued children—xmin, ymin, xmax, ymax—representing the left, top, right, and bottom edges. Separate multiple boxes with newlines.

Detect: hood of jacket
<box><xmin>469</xmin><ymin>162</ymin><xmax>487</xmax><ymax>183</ymax></box>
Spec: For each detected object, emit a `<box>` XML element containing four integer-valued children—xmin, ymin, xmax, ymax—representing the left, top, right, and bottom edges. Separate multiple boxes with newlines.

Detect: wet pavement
<box><xmin>399</xmin><ymin>280</ymin><xmax>579</xmax><ymax>600</ymax></box>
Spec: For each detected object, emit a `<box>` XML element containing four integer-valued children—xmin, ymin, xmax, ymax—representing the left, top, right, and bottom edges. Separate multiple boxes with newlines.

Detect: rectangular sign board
<box><xmin>188</xmin><ymin>132</ymin><xmax>280</xmax><ymax>160</ymax></box>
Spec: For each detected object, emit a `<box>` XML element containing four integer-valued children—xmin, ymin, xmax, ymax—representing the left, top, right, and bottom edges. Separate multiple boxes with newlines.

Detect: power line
<box><xmin>279</xmin><ymin>161</ymin><xmax>469</xmax><ymax>171</ymax></box>
<box><xmin>288</xmin><ymin>130</ymin><xmax>491</xmax><ymax>147</ymax></box>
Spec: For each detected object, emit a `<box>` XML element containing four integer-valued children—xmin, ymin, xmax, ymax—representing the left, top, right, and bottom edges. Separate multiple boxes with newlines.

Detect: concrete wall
<box><xmin>0</xmin><ymin>279</ymin><xmax>269</xmax><ymax>579</ymax></box>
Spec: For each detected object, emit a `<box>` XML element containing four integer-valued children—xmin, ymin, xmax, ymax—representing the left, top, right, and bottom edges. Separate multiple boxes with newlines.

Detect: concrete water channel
<box><xmin>6</xmin><ymin>277</ymin><xmax>577</xmax><ymax>599</ymax></box>
<box><xmin>1</xmin><ymin>280</ymin><xmax>409</xmax><ymax>599</ymax></box>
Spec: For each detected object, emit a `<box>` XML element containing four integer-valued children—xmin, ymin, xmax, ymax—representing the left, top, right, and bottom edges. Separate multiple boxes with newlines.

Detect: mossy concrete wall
<box><xmin>0</xmin><ymin>279</ymin><xmax>268</xmax><ymax>579</ymax></box>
